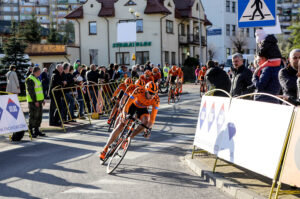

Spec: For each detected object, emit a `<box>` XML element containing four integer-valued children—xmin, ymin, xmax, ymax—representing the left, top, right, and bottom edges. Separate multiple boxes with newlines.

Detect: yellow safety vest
<box><xmin>26</xmin><ymin>75</ymin><xmax>44</xmax><ymax>102</ymax></box>
<box><xmin>163</xmin><ymin>66</ymin><xmax>170</xmax><ymax>77</ymax></box>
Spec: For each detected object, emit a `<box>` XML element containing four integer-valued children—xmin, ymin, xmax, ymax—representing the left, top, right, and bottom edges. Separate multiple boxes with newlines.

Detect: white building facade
<box><xmin>202</xmin><ymin>0</ymin><xmax>256</xmax><ymax>64</ymax></box>
<box><xmin>65</xmin><ymin>0</ymin><xmax>211</xmax><ymax>67</ymax></box>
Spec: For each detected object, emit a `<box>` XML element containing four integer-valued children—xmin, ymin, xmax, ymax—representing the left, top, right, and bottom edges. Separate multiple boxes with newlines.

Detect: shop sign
<box><xmin>113</xmin><ymin>41</ymin><xmax>152</xmax><ymax>48</ymax></box>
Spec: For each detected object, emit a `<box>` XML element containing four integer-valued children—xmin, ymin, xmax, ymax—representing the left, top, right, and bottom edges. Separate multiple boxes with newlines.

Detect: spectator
<box><xmin>145</xmin><ymin>61</ymin><xmax>152</xmax><ymax>71</ymax></box>
<box><xmin>230</xmin><ymin>53</ymin><xmax>253</xmax><ymax>97</ymax></box>
<box><xmin>73</xmin><ymin>64</ymin><xmax>82</xmax><ymax>78</ymax></box>
<box><xmin>6</xmin><ymin>65</ymin><xmax>20</xmax><ymax>94</ymax></box>
<box><xmin>112</xmin><ymin>64</ymin><xmax>120</xmax><ymax>80</ymax></box>
<box><xmin>62</xmin><ymin>63</ymin><xmax>76</xmax><ymax>121</ymax></box>
<box><xmin>279</xmin><ymin>49</ymin><xmax>300</xmax><ymax>105</ymax></box>
<box><xmin>25</xmin><ymin>66</ymin><xmax>46</xmax><ymax>137</ymax></box>
<box><xmin>118</xmin><ymin>66</ymin><xmax>127</xmax><ymax>79</ymax></box>
<box><xmin>205</xmin><ymin>60</ymin><xmax>231</xmax><ymax>97</ymax></box>
<box><xmin>74</xmin><ymin>59</ymin><xmax>81</xmax><ymax>71</ymax></box>
<box><xmin>163</xmin><ymin>63</ymin><xmax>170</xmax><ymax>80</ymax></box>
<box><xmin>40</xmin><ymin>68</ymin><xmax>49</xmax><ymax>98</ymax></box>
<box><xmin>87</xmin><ymin>64</ymin><xmax>101</xmax><ymax>112</ymax></box>
<box><xmin>157</xmin><ymin>64</ymin><xmax>164</xmax><ymax>79</ymax></box>
<box><xmin>195</xmin><ymin>66</ymin><xmax>201</xmax><ymax>85</ymax></box>
<box><xmin>131</xmin><ymin>65</ymin><xmax>139</xmax><ymax>79</ymax></box>
<box><xmin>253</xmin><ymin>35</ymin><xmax>282</xmax><ymax>103</ymax></box>
<box><xmin>107</xmin><ymin>64</ymin><xmax>114</xmax><ymax>80</ymax></box>
<box><xmin>49</xmin><ymin>64</ymin><xmax>66</xmax><ymax>126</ymax></box>
<box><xmin>26</xmin><ymin>66</ymin><xmax>33</xmax><ymax>78</ymax></box>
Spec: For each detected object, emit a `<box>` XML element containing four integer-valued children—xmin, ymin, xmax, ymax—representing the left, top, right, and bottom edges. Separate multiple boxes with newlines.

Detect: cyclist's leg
<box><xmin>108</xmin><ymin>101</ymin><xmax>119</xmax><ymax>123</ymax></box>
<box><xmin>130</xmin><ymin>113</ymin><xmax>149</xmax><ymax>139</ymax></box>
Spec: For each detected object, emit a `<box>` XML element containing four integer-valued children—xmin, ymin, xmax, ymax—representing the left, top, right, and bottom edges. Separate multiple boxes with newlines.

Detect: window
<box><xmin>4</xmin><ymin>16</ymin><xmax>11</xmax><ymax>20</ymax></box>
<box><xmin>89</xmin><ymin>21</ymin><xmax>97</xmax><ymax>35</ymax></box>
<box><xmin>166</xmin><ymin>20</ymin><xmax>173</xmax><ymax>34</ymax></box>
<box><xmin>226</xmin><ymin>1</ymin><xmax>230</xmax><ymax>12</ymax></box>
<box><xmin>165</xmin><ymin>51</ymin><xmax>169</xmax><ymax>63</ymax></box>
<box><xmin>171</xmin><ymin>52</ymin><xmax>176</xmax><ymax>65</ymax></box>
<box><xmin>3</xmin><ymin>7</ymin><xmax>10</xmax><ymax>12</ymax></box>
<box><xmin>226</xmin><ymin>48</ymin><xmax>231</xmax><ymax>57</ymax></box>
<box><xmin>246</xmin><ymin>28</ymin><xmax>250</xmax><ymax>37</ymax></box>
<box><xmin>116</xmin><ymin>52</ymin><xmax>130</xmax><ymax>65</ymax></box>
<box><xmin>136</xmin><ymin>19</ymin><xmax>143</xmax><ymax>33</ymax></box>
<box><xmin>180</xmin><ymin>24</ymin><xmax>185</xmax><ymax>35</ymax></box>
<box><xmin>232</xmin><ymin>25</ymin><xmax>236</xmax><ymax>36</ymax></box>
<box><xmin>89</xmin><ymin>49</ymin><xmax>98</xmax><ymax>65</ymax></box>
<box><xmin>226</xmin><ymin>24</ymin><xmax>230</xmax><ymax>36</ymax></box>
<box><xmin>240</xmin><ymin>28</ymin><xmax>244</xmax><ymax>36</ymax></box>
<box><xmin>136</xmin><ymin>51</ymin><xmax>149</xmax><ymax>65</ymax></box>
<box><xmin>232</xmin><ymin>1</ymin><xmax>236</xmax><ymax>13</ymax></box>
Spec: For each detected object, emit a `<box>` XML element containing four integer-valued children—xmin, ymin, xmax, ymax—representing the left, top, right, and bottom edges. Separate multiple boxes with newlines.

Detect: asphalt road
<box><xmin>0</xmin><ymin>86</ymin><xmax>232</xmax><ymax>199</ymax></box>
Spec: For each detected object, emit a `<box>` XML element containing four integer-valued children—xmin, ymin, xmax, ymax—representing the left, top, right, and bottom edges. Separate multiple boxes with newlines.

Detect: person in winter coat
<box><xmin>230</xmin><ymin>53</ymin><xmax>253</xmax><ymax>97</ymax></box>
<box><xmin>205</xmin><ymin>60</ymin><xmax>231</xmax><ymax>97</ymax></box>
<box><xmin>278</xmin><ymin>49</ymin><xmax>300</xmax><ymax>105</ymax></box>
<box><xmin>48</xmin><ymin>64</ymin><xmax>67</xmax><ymax>126</ymax></box>
<box><xmin>6</xmin><ymin>65</ymin><xmax>20</xmax><ymax>94</ymax></box>
<box><xmin>252</xmin><ymin>35</ymin><xmax>282</xmax><ymax>104</ymax></box>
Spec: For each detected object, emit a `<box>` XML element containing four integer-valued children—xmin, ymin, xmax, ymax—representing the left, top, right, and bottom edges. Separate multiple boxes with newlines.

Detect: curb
<box><xmin>184</xmin><ymin>155</ymin><xmax>266</xmax><ymax>199</ymax></box>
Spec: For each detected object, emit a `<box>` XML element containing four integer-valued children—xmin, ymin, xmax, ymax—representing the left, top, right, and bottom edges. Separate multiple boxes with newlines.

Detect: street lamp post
<box><xmin>129</xmin><ymin>8</ymin><xmax>140</xmax><ymax>66</ymax></box>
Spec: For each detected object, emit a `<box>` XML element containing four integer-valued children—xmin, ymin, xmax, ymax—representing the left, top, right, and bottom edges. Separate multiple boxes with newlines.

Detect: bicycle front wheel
<box><xmin>106</xmin><ymin>137</ymin><xmax>131</xmax><ymax>174</ymax></box>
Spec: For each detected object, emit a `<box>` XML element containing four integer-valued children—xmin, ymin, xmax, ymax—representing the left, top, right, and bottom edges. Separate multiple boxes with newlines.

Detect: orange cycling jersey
<box><xmin>168</xmin><ymin>69</ymin><xmax>179</xmax><ymax>77</ymax></box>
<box><xmin>124</xmin><ymin>84</ymin><xmax>138</xmax><ymax>97</ymax></box>
<box><xmin>198</xmin><ymin>70</ymin><xmax>206</xmax><ymax>80</ymax></box>
<box><xmin>140</xmin><ymin>74</ymin><xmax>155</xmax><ymax>84</ymax></box>
<box><xmin>178</xmin><ymin>69</ymin><xmax>184</xmax><ymax>79</ymax></box>
<box><xmin>153</xmin><ymin>72</ymin><xmax>161</xmax><ymax>82</ymax></box>
<box><xmin>124</xmin><ymin>87</ymin><xmax>160</xmax><ymax>123</ymax></box>
<box><xmin>112</xmin><ymin>83</ymin><xmax>127</xmax><ymax>98</ymax></box>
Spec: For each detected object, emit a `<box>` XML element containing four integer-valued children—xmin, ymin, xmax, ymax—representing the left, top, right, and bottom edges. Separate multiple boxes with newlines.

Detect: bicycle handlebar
<box><xmin>125</xmin><ymin>115</ymin><xmax>151</xmax><ymax>130</ymax></box>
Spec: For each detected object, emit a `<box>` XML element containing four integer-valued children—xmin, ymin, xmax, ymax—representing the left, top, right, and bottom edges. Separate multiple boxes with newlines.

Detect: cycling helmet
<box><xmin>202</xmin><ymin>66</ymin><xmax>207</xmax><ymax>71</ymax></box>
<box><xmin>144</xmin><ymin>70</ymin><xmax>153</xmax><ymax>77</ymax></box>
<box><xmin>152</xmin><ymin>67</ymin><xmax>159</xmax><ymax>73</ymax></box>
<box><xmin>135</xmin><ymin>79</ymin><xmax>145</xmax><ymax>87</ymax></box>
<box><xmin>124</xmin><ymin>78</ymin><xmax>133</xmax><ymax>86</ymax></box>
<box><xmin>145</xmin><ymin>81</ymin><xmax>158</xmax><ymax>95</ymax></box>
<box><xmin>171</xmin><ymin>65</ymin><xmax>177</xmax><ymax>71</ymax></box>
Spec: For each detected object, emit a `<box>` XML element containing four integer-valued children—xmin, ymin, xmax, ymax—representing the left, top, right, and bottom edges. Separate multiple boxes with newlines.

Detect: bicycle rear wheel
<box><xmin>107</xmin><ymin>137</ymin><xmax>131</xmax><ymax>174</ymax></box>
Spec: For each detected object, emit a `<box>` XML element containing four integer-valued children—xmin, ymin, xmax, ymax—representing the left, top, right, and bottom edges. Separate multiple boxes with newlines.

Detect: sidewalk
<box><xmin>185</xmin><ymin>152</ymin><xmax>300</xmax><ymax>199</ymax></box>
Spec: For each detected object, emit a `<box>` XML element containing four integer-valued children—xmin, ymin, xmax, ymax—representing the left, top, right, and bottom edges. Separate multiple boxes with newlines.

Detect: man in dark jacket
<box><xmin>49</xmin><ymin>64</ymin><xmax>66</xmax><ymax>126</ymax></box>
<box><xmin>87</xmin><ymin>64</ymin><xmax>102</xmax><ymax>112</ymax></box>
<box><xmin>253</xmin><ymin>35</ymin><xmax>282</xmax><ymax>103</ymax></box>
<box><xmin>230</xmin><ymin>53</ymin><xmax>253</xmax><ymax>97</ymax></box>
<box><xmin>205</xmin><ymin>60</ymin><xmax>231</xmax><ymax>97</ymax></box>
<box><xmin>62</xmin><ymin>63</ymin><xmax>76</xmax><ymax>120</ymax></box>
<box><xmin>279</xmin><ymin>49</ymin><xmax>300</xmax><ymax>105</ymax></box>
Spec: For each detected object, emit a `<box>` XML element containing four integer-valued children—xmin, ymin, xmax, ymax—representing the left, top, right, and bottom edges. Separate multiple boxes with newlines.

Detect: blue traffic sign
<box><xmin>238</xmin><ymin>0</ymin><xmax>276</xmax><ymax>28</ymax></box>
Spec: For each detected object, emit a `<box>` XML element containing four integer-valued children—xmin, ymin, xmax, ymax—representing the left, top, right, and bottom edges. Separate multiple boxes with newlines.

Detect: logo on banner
<box><xmin>199</xmin><ymin>101</ymin><xmax>207</xmax><ymax>129</ymax></box>
<box><xmin>6</xmin><ymin>98</ymin><xmax>20</xmax><ymax>120</ymax></box>
<box><xmin>228</xmin><ymin>122</ymin><xmax>236</xmax><ymax>140</ymax></box>
<box><xmin>217</xmin><ymin>104</ymin><xmax>225</xmax><ymax>134</ymax></box>
<box><xmin>208</xmin><ymin>103</ymin><xmax>215</xmax><ymax>132</ymax></box>
<box><xmin>0</xmin><ymin>107</ymin><xmax>3</xmax><ymax>120</ymax></box>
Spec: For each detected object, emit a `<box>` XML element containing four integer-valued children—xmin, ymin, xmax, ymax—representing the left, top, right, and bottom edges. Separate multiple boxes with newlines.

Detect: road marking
<box><xmin>63</xmin><ymin>187</ymin><xmax>111</xmax><ymax>194</ymax></box>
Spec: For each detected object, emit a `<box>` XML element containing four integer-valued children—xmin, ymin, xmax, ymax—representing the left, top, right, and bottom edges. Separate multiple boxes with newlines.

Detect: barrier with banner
<box><xmin>0</xmin><ymin>94</ymin><xmax>28</xmax><ymax>135</ymax></box>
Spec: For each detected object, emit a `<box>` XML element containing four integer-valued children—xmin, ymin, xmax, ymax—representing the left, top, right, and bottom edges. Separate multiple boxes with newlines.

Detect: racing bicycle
<box><xmin>101</xmin><ymin>115</ymin><xmax>151</xmax><ymax>174</ymax></box>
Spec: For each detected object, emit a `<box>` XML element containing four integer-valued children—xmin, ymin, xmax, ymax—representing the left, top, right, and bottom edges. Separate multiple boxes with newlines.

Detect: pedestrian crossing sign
<box><xmin>238</xmin><ymin>0</ymin><xmax>276</xmax><ymax>28</ymax></box>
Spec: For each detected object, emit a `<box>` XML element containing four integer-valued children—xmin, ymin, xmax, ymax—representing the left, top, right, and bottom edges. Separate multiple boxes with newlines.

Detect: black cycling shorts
<box><xmin>128</xmin><ymin>103</ymin><xmax>149</xmax><ymax>119</ymax></box>
<box><xmin>170</xmin><ymin>76</ymin><xmax>177</xmax><ymax>84</ymax></box>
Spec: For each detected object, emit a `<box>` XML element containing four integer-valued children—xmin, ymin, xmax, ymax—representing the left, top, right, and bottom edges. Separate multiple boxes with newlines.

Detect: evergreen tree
<box><xmin>47</xmin><ymin>23</ymin><xmax>59</xmax><ymax>44</ymax></box>
<box><xmin>288</xmin><ymin>8</ymin><xmax>300</xmax><ymax>49</ymax></box>
<box><xmin>23</xmin><ymin>12</ymin><xmax>42</xmax><ymax>44</ymax></box>
<box><xmin>1</xmin><ymin>21</ymin><xmax>29</xmax><ymax>68</ymax></box>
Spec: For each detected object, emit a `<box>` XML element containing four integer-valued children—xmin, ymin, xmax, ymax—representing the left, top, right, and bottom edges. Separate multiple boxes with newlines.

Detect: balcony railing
<box><xmin>179</xmin><ymin>34</ymin><xmax>200</xmax><ymax>45</ymax></box>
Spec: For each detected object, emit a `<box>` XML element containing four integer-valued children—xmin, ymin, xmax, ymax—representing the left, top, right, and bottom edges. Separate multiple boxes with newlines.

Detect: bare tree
<box><xmin>231</xmin><ymin>33</ymin><xmax>247</xmax><ymax>54</ymax></box>
<box><xmin>208</xmin><ymin>45</ymin><xmax>216</xmax><ymax>60</ymax></box>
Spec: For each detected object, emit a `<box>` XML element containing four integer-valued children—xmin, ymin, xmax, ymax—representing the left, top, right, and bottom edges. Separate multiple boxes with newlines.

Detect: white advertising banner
<box><xmin>194</xmin><ymin>97</ymin><xmax>294</xmax><ymax>179</ymax></box>
<box><xmin>0</xmin><ymin>95</ymin><xmax>28</xmax><ymax>135</ymax></box>
<box><xmin>117</xmin><ymin>21</ymin><xmax>136</xmax><ymax>42</ymax></box>
<box><xmin>194</xmin><ymin>96</ymin><xmax>231</xmax><ymax>154</ymax></box>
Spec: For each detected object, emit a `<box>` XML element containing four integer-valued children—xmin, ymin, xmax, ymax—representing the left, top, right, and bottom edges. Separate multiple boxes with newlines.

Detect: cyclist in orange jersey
<box><xmin>177</xmin><ymin>67</ymin><xmax>184</xmax><ymax>95</ymax></box>
<box><xmin>140</xmin><ymin>70</ymin><xmax>155</xmax><ymax>84</ymax></box>
<box><xmin>152</xmin><ymin>67</ymin><xmax>162</xmax><ymax>85</ymax></box>
<box><xmin>166</xmin><ymin>65</ymin><xmax>179</xmax><ymax>85</ymax></box>
<box><xmin>107</xmin><ymin>78</ymin><xmax>133</xmax><ymax>124</ymax></box>
<box><xmin>100</xmin><ymin>82</ymin><xmax>159</xmax><ymax>160</ymax></box>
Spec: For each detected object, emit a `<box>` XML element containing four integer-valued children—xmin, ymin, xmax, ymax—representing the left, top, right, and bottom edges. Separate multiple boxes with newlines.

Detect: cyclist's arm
<box><xmin>149</xmin><ymin>97</ymin><xmax>160</xmax><ymax>128</ymax></box>
<box><xmin>123</xmin><ymin>92</ymin><xmax>136</xmax><ymax>116</ymax></box>
<box><xmin>112</xmin><ymin>86</ymin><xmax>121</xmax><ymax>98</ymax></box>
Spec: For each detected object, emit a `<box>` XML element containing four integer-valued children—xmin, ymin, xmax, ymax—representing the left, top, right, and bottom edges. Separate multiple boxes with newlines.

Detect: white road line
<box><xmin>63</xmin><ymin>187</ymin><xmax>111</xmax><ymax>194</ymax></box>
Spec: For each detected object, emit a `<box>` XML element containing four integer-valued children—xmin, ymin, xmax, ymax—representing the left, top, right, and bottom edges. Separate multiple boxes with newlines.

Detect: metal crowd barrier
<box><xmin>51</xmin><ymin>81</ymin><xmax>120</xmax><ymax>132</ymax></box>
